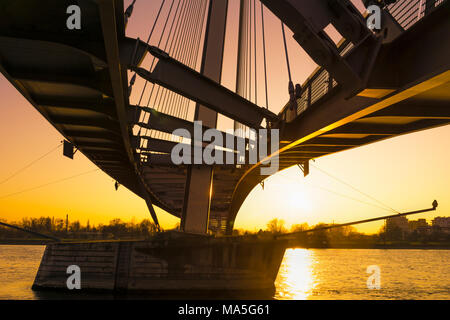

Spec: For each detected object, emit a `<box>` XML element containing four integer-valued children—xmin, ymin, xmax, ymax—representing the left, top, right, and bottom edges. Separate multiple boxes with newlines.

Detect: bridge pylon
<box><xmin>180</xmin><ymin>0</ymin><xmax>229</xmax><ymax>235</ymax></box>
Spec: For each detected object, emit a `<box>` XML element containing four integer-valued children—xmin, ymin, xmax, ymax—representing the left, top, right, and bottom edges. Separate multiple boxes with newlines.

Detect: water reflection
<box><xmin>275</xmin><ymin>249</ymin><xmax>316</xmax><ymax>300</ymax></box>
<box><xmin>275</xmin><ymin>248</ymin><xmax>450</xmax><ymax>300</ymax></box>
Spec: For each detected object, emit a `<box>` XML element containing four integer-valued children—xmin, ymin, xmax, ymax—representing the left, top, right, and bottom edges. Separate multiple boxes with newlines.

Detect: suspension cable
<box><xmin>169</xmin><ymin>0</ymin><xmax>193</xmax><ymax>120</ymax></box>
<box><xmin>309</xmin><ymin>183</ymin><xmax>397</xmax><ymax>213</ymax></box>
<box><xmin>155</xmin><ymin>0</ymin><xmax>183</xmax><ymax>121</ymax></box>
<box><xmin>0</xmin><ymin>169</ymin><xmax>100</xmax><ymax>200</ymax></box>
<box><xmin>153</xmin><ymin>0</ymin><xmax>187</xmax><ymax>139</ymax></box>
<box><xmin>278</xmin><ymin>168</ymin><xmax>399</xmax><ymax>213</ymax></box>
<box><xmin>253</xmin><ymin>0</ymin><xmax>258</xmax><ymax>105</ymax></box>
<box><xmin>182</xmin><ymin>0</ymin><xmax>208</xmax><ymax>120</ymax></box>
<box><xmin>150</xmin><ymin>0</ymin><xmax>191</xmax><ymax>113</ymax></box>
<box><xmin>134</xmin><ymin>0</ymin><xmax>167</xmax><ymax>144</ymax></box>
<box><xmin>169</xmin><ymin>0</ymin><xmax>198</xmax><ymax>119</ymax></box>
<box><xmin>260</xmin><ymin>2</ymin><xmax>269</xmax><ymax>110</ymax></box>
<box><xmin>173</xmin><ymin>0</ymin><xmax>201</xmax><ymax>118</ymax></box>
<box><xmin>310</xmin><ymin>163</ymin><xmax>400</xmax><ymax>213</ymax></box>
<box><xmin>163</xmin><ymin>0</ymin><xmax>189</xmax><ymax>121</ymax></box>
<box><xmin>145</xmin><ymin>0</ymin><xmax>177</xmax><ymax>109</ymax></box>
<box><xmin>281</xmin><ymin>22</ymin><xmax>292</xmax><ymax>83</ymax></box>
<box><xmin>0</xmin><ymin>142</ymin><xmax>63</xmax><ymax>186</ymax></box>
<box><xmin>136</xmin><ymin>0</ymin><xmax>166</xmax><ymax>106</ymax></box>
<box><xmin>245</xmin><ymin>1</ymin><xmax>250</xmax><ymax>101</ymax></box>
<box><xmin>137</xmin><ymin>0</ymin><xmax>176</xmax><ymax>142</ymax></box>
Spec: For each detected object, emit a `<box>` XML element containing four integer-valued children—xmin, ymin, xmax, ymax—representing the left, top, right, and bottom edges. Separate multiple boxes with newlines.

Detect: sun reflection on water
<box><xmin>275</xmin><ymin>249</ymin><xmax>317</xmax><ymax>300</ymax></box>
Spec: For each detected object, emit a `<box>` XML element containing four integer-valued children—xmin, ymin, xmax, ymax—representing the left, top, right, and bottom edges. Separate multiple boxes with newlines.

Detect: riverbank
<box><xmin>2</xmin><ymin>239</ymin><xmax>450</xmax><ymax>249</ymax></box>
<box><xmin>288</xmin><ymin>240</ymin><xmax>450</xmax><ymax>249</ymax></box>
<box><xmin>0</xmin><ymin>239</ymin><xmax>52</xmax><ymax>245</ymax></box>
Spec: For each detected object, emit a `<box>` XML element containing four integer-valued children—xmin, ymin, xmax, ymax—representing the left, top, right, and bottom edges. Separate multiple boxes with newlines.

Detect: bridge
<box><xmin>0</xmin><ymin>0</ymin><xmax>448</xmax><ymax>239</ymax></box>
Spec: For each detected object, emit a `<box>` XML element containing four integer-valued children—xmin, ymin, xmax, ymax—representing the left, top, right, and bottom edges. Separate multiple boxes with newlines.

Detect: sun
<box><xmin>285</xmin><ymin>191</ymin><xmax>313</xmax><ymax>227</ymax></box>
<box><xmin>287</xmin><ymin>191</ymin><xmax>310</xmax><ymax>211</ymax></box>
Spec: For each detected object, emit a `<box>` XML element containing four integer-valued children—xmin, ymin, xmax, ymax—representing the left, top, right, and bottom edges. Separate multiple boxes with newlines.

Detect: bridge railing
<box><xmin>280</xmin><ymin>40</ymin><xmax>353</xmax><ymax>123</ymax></box>
<box><xmin>387</xmin><ymin>0</ymin><xmax>445</xmax><ymax>30</ymax></box>
<box><xmin>279</xmin><ymin>0</ymin><xmax>446</xmax><ymax>123</ymax></box>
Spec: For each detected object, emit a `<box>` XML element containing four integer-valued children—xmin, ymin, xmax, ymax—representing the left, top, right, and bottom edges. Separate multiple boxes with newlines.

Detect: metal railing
<box><xmin>388</xmin><ymin>0</ymin><xmax>445</xmax><ymax>30</ymax></box>
<box><xmin>280</xmin><ymin>40</ymin><xmax>353</xmax><ymax>122</ymax></box>
<box><xmin>280</xmin><ymin>0</ymin><xmax>446</xmax><ymax>122</ymax></box>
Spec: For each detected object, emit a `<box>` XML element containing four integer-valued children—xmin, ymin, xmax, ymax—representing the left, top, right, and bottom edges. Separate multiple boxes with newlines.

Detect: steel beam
<box><xmin>50</xmin><ymin>115</ymin><xmax>120</xmax><ymax>132</ymax></box>
<box><xmin>138</xmin><ymin>136</ymin><xmax>244</xmax><ymax>160</ymax></box>
<box><xmin>97</xmin><ymin>0</ymin><xmax>163</xmax><ymax>226</ymax></box>
<box><xmin>36</xmin><ymin>97</ymin><xmax>117</xmax><ymax>118</ymax></box>
<box><xmin>64</xmin><ymin>130</ymin><xmax>123</xmax><ymax>142</ymax></box>
<box><xmin>130</xmin><ymin>107</ymin><xmax>248</xmax><ymax>148</ymax></box>
<box><xmin>10</xmin><ymin>71</ymin><xmax>113</xmax><ymax>97</ymax></box>
<box><xmin>259</xmin><ymin>0</ymin><xmax>378</xmax><ymax>93</ymax></box>
<box><xmin>131</xmin><ymin>49</ymin><xmax>277</xmax><ymax>128</ymax></box>
<box><xmin>142</xmin><ymin>153</ymin><xmax>242</xmax><ymax>167</ymax></box>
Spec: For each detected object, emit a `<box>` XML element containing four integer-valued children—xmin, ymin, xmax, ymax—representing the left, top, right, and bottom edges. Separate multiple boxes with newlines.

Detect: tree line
<box><xmin>233</xmin><ymin>218</ymin><xmax>450</xmax><ymax>247</ymax></box>
<box><xmin>0</xmin><ymin>216</ymin><xmax>159</xmax><ymax>240</ymax></box>
<box><xmin>1</xmin><ymin>216</ymin><xmax>448</xmax><ymax>244</ymax></box>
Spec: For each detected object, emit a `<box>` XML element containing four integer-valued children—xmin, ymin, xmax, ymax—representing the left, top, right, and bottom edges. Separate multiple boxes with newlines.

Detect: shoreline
<box><xmin>290</xmin><ymin>245</ymin><xmax>450</xmax><ymax>250</ymax></box>
<box><xmin>288</xmin><ymin>241</ymin><xmax>450</xmax><ymax>250</ymax></box>
<box><xmin>1</xmin><ymin>239</ymin><xmax>450</xmax><ymax>250</ymax></box>
<box><xmin>0</xmin><ymin>240</ymin><xmax>53</xmax><ymax>245</ymax></box>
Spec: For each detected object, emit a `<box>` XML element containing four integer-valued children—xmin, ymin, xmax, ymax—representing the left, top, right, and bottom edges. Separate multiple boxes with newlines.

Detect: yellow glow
<box><xmin>275</xmin><ymin>249</ymin><xmax>316</xmax><ymax>300</ymax></box>
<box><xmin>357</xmin><ymin>89</ymin><xmax>396</xmax><ymax>99</ymax></box>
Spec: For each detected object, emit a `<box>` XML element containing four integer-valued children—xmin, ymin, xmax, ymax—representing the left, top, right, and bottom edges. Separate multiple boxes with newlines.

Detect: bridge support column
<box><xmin>181</xmin><ymin>0</ymin><xmax>229</xmax><ymax>234</ymax></box>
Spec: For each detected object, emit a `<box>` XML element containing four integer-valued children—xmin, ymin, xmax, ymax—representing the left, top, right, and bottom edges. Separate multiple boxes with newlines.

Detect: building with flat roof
<box><xmin>409</xmin><ymin>219</ymin><xmax>429</xmax><ymax>232</ymax></box>
<box><xmin>432</xmin><ymin>217</ymin><xmax>450</xmax><ymax>234</ymax></box>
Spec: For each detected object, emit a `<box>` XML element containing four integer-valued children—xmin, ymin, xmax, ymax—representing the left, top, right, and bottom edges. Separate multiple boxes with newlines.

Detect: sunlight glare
<box><xmin>275</xmin><ymin>249</ymin><xmax>317</xmax><ymax>300</ymax></box>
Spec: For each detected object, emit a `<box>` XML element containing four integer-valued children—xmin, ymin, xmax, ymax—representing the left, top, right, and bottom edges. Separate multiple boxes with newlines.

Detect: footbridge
<box><xmin>0</xmin><ymin>0</ymin><xmax>448</xmax><ymax>236</ymax></box>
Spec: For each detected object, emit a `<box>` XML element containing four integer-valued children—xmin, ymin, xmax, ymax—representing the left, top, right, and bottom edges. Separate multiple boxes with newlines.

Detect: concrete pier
<box><xmin>32</xmin><ymin>232</ymin><xmax>286</xmax><ymax>294</ymax></box>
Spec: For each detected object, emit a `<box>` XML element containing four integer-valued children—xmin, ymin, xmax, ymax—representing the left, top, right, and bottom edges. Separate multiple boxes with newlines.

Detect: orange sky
<box><xmin>0</xmin><ymin>0</ymin><xmax>448</xmax><ymax>234</ymax></box>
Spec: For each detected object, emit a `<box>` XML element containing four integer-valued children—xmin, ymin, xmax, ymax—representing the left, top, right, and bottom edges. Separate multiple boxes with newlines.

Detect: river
<box><xmin>0</xmin><ymin>245</ymin><xmax>448</xmax><ymax>300</ymax></box>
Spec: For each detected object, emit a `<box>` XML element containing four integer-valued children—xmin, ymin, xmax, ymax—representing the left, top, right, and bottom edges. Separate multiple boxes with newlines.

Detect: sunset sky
<box><xmin>0</xmin><ymin>0</ymin><xmax>448</xmax><ymax>234</ymax></box>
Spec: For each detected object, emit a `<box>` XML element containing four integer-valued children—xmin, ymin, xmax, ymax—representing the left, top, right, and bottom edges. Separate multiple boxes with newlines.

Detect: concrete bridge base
<box><xmin>32</xmin><ymin>232</ymin><xmax>286</xmax><ymax>295</ymax></box>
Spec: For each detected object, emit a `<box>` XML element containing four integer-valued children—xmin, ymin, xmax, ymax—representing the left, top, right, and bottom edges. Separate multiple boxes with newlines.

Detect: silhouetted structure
<box><xmin>0</xmin><ymin>0</ymin><xmax>448</xmax><ymax>293</ymax></box>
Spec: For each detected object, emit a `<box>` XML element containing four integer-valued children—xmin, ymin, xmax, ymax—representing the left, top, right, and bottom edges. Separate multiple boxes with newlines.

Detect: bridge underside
<box><xmin>226</xmin><ymin>1</ymin><xmax>450</xmax><ymax>232</ymax></box>
<box><xmin>0</xmin><ymin>0</ymin><xmax>449</xmax><ymax>235</ymax></box>
<box><xmin>0</xmin><ymin>0</ymin><xmax>174</xmax><ymax>216</ymax></box>
<box><xmin>0</xmin><ymin>0</ymin><xmax>253</xmax><ymax>233</ymax></box>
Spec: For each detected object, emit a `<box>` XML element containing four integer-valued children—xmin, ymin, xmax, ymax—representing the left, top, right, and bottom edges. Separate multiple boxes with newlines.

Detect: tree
<box><xmin>385</xmin><ymin>224</ymin><xmax>403</xmax><ymax>241</ymax></box>
<box><xmin>290</xmin><ymin>223</ymin><xmax>309</xmax><ymax>233</ymax></box>
<box><xmin>266</xmin><ymin>219</ymin><xmax>287</xmax><ymax>234</ymax></box>
<box><xmin>308</xmin><ymin>223</ymin><xmax>330</xmax><ymax>248</ymax></box>
<box><xmin>139</xmin><ymin>219</ymin><xmax>157</xmax><ymax>238</ymax></box>
<box><xmin>328</xmin><ymin>225</ymin><xmax>357</xmax><ymax>241</ymax></box>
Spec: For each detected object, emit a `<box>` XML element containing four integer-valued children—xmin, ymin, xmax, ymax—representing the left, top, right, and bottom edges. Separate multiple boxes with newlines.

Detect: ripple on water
<box><xmin>0</xmin><ymin>246</ymin><xmax>448</xmax><ymax>300</ymax></box>
<box><xmin>274</xmin><ymin>248</ymin><xmax>450</xmax><ymax>300</ymax></box>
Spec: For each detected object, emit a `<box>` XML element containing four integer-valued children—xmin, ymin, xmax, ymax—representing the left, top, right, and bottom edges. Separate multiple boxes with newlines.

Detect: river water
<box><xmin>0</xmin><ymin>245</ymin><xmax>448</xmax><ymax>300</ymax></box>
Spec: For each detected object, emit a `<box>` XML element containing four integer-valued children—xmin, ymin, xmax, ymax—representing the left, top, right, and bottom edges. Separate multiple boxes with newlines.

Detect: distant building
<box><xmin>386</xmin><ymin>216</ymin><xmax>409</xmax><ymax>239</ymax></box>
<box><xmin>408</xmin><ymin>219</ymin><xmax>429</xmax><ymax>232</ymax></box>
<box><xmin>432</xmin><ymin>217</ymin><xmax>450</xmax><ymax>228</ymax></box>
<box><xmin>387</xmin><ymin>216</ymin><xmax>409</xmax><ymax>232</ymax></box>
<box><xmin>384</xmin><ymin>216</ymin><xmax>450</xmax><ymax>239</ymax></box>
<box><xmin>432</xmin><ymin>217</ymin><xmax>450</xmax><ymax>234</ymax></box>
